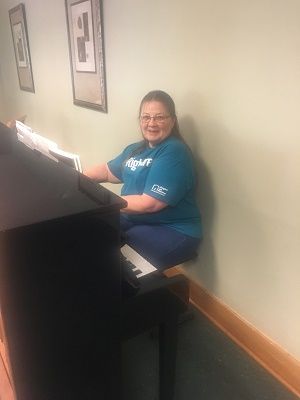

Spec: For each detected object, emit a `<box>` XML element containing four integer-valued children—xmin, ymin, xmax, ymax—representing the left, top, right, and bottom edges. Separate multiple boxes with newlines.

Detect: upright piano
<box><xmin>0</xmin><ymin>122</ymin><xmax>189</xmax><ymax>400</ymax></box>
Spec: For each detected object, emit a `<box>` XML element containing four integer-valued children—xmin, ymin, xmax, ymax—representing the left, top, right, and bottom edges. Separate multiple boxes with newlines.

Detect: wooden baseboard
<box><xmin>165</xmin><ymin>267</ymin><xmax>300</xmax><ymax>398</ymax></box>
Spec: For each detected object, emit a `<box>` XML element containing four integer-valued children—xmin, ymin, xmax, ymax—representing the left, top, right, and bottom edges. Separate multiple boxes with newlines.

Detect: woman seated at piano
<box><xmin>84</xmin><ymin>90</ymin><xmax>202</xmax><ymax>270</ymax></box>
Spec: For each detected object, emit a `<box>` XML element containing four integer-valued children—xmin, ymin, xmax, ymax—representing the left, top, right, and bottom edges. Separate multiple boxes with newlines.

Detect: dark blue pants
<box><xmin>120</xmin><ymin>216</ymin><xmax>200</xmax><ymax>270</ymax></box>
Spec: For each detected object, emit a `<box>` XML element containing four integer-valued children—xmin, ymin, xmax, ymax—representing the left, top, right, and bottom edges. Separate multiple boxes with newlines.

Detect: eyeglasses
<box><xmin>140</xmin><ymin>114</ymin><xmax>171</xmax><ymax>124</ymax></box>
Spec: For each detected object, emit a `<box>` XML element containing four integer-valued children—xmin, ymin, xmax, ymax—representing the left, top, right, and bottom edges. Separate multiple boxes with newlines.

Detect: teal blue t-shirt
<box><xmin>107</xmin><ymin>137</ymin><xmax>202</xmax><ymax>238</ymax></box>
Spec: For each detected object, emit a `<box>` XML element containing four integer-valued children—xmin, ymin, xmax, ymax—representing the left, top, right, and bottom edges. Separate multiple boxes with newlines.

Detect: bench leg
<box><xmin>158</xmin><ymin>318</ymin><xmax>178</xmax><ymax>400</ymax></box>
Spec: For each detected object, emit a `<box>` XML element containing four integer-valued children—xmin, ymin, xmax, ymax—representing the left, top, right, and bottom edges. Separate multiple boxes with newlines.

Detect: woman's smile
<box><xmin>140</xmin><ymin>101</ymin><xmax>175</xmax><ymax>147</ymax></box>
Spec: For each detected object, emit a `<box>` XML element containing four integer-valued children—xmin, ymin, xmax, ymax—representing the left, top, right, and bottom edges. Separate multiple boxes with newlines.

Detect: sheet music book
<box><xmin>49</xmin><ymin>147</ymin><xmax>82</xmax><ymax>172</ymax></box>
<box><xmin>15</xmin><ymin>120</ymin><xmax>36</xmax><ymax>150</ymax></box>
<box><xmin>15</xmin><ymin>120</ymin><xmax>82</xmax><ymax>172</ymax></box>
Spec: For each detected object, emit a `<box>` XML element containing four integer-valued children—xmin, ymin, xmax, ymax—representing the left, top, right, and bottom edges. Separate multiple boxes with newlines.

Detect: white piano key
<box><xmin>121</xmin><ymin>244</ymin><xmax>157</xmax><ymax>278</ymax></box>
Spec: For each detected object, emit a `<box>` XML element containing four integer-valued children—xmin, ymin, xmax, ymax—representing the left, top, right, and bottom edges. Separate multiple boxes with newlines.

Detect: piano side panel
<box><xmin>0</xmin><ymin>121</ymin><xmax>125</xmax><ymax>399</ymax></box>
<box><xmin>0</xmin><ymin>309</ymin><xmax>16</xmax><ymax>400</ymax></box>
<box><xmin>0</xmin><ymin>210</ymin><xmax>121</xmax><ymax>400</ymax></box>
<box><xmin>0</xmin><ymin>351</ymin><xmax>15</xmax><ymax>400</ymax></box>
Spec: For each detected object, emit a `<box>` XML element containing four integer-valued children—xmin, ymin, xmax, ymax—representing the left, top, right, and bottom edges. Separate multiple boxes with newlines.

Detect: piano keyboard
<box><xmin>121</xmin><ymin>244</ymin><xmax>157</xmax><ymax>278</ymax></box>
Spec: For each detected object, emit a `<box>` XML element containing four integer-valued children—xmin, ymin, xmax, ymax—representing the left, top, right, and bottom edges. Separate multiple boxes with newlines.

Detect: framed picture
<box><xmin>9</xmin><ymin>3</ymin><xmax>35</xmax><ymax>93</ymax></box>
<box><xmin>65</xmin><ymin>0</ymin><xmax>107</xmax><ymax>112</ymax></box>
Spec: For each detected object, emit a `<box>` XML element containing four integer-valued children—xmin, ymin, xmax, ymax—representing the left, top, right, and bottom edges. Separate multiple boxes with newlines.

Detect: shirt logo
<box><xmin>125</xmin><ymin>157</ymin><xmax>152</xmax><ymax>171</ymax></box>
<box><xmin>151</xmin><ymin>184</ymin><xmax>168</xmax><ymax>196</ymax></box>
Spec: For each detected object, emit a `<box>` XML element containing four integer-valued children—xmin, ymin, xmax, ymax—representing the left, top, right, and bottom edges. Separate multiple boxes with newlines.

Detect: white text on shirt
<box><xmin>125</xmin><ymin>157</ymin><xmax>152</xmax><ymax>171</ymax></box>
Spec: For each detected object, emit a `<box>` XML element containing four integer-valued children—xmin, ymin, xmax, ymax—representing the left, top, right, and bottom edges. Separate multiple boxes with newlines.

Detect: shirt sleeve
<box><xmin>107</xmin><ymin>143</ymin><xmax>139</xmax><ymax>181</ymax></box>
<box><xmin>107</xmin><ymin>152</ymin><xmax>125</xmax><ymax>181</ymax></box>
<box><xmin>143</xmin><ymin>143</ymin><xmax>194</xmax><ymax>206</ymax></box>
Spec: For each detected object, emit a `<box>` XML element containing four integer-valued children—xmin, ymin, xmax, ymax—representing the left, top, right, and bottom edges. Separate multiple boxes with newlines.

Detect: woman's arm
<box><xmin>83</xmin><ymin>163</ymin><xmax>121</xmax><ymax>183</ymax></box>
<box><xmin>121</xmin><ymin>193</ymin><xmax>167</xmax><ymax>214</ymax></box>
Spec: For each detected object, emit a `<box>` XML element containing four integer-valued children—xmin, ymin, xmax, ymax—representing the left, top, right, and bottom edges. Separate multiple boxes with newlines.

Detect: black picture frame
<box><xmin>65</xmin><ymin>0</ymin><xmax>107</xmax><ymax>112</ymax></box>
<box><xmin>9</xmin><ymin>3</ymin><xmax>35</xmax><ymax>93</ymax></box>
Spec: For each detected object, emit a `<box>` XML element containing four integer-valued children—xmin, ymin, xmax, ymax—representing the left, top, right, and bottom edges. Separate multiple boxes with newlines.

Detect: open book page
<box><xmin>48</xmin><ymin>147</ymin><xmax>82</xmax><ymax>172</ymax></box>
<box><xmin>15</xmin><ymin>120</ymin><xmax>35</xmax><ymax>149</ymax></box>
<box><xmin>15</xmin><ymin>120</ymin><xmax>82</xmax><ymax>172</ymax></box>
<box><xmin>16</xmin><ymin>121</ymin><xmax>58</xmax><ymax>160</ymax></box>
<box><xmin>31</xmin><ymin>131</ymin><xmax>58</xmax><ymax>160</ymax></box>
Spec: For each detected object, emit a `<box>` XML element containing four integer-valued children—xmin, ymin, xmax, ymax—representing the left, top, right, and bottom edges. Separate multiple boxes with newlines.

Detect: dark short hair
<box><xmin>139</xmin><ymin>90</ymin><xmax>182</xmax><ymax>139</ymax></box>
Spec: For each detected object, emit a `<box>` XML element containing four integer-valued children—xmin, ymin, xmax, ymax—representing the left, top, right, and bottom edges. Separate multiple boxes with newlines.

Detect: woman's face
<box><xmin>140</xmin><ymin>101</ymin><xmax>175</xmax><ymax>147</ymax></box>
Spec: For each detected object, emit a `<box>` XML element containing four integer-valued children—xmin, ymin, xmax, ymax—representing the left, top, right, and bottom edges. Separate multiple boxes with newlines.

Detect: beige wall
<box><xmin>0</xmin><ymin>0</ymin><xmax>299</xmax><ymax>360</ymax></box>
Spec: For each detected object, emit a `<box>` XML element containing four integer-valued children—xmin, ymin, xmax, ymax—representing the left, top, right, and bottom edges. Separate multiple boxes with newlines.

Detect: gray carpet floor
<box><xmin>122</xmin><ymin>306</ymin><xmax>299</xmax><ymax>400</ymax></box>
